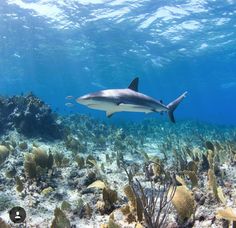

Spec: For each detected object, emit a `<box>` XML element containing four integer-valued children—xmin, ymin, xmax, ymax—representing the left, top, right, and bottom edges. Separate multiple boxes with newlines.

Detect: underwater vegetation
<box><xmin>0</xmin><ymin>94</ymin><xmax>236</xmax><ymax>227</ymax></box>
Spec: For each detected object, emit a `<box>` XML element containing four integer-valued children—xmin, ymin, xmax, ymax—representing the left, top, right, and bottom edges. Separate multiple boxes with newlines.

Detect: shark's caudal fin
<box><xmin>167</xmin><ymin>92</ymin><xmax>187</xmax><ymax>123</ymax></box>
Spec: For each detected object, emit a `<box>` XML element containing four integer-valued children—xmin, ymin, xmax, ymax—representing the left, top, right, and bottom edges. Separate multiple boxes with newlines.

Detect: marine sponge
<box><xmin>51</xmin><ymin>207</ymin><xmax>70</xmax><ymax>228</ymax></box>
<box><xmin>0</xmin><ymin>145</ymin><xmax>9</xmax><ymax>165</ymax></box>
<box><xmin>171</xmin><ymin>186</ymin><xmax>195</xmax><ymax>222</ymax></box>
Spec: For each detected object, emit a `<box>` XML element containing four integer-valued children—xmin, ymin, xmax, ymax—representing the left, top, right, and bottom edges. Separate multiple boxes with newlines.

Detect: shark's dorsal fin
<box><xmin>128</xmin><ymin>77</ymin><xmax>139</xmax><ymax>92</ymax></box>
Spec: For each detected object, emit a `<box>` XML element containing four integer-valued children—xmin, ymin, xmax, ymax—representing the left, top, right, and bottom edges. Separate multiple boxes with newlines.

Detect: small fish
<box><xmin>65</xmin><ymin>95</ymin><xmax>74</xmax><ymax>100</ymax></box>
<box><xmin>13</xmin><ymin>53</ymin><xmax>21</xmax><ymax>58</ymax></box>
<box><xmin>65</xmin><ymin>103</ymin><xmax>74</xmax><ymax>108</ymax></box>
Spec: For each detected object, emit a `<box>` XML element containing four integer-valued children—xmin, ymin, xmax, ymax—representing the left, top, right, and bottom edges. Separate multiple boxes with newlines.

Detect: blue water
<box><xmin>0</xmin><ymin>0</ymin><xmax>236</xmax><ymax>125</ymax></box>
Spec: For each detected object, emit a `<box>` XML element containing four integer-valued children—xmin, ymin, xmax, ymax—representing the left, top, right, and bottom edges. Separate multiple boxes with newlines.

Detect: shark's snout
<box><xmin>76</xmin><ymin>95</ymin><xmax>90</xmax><ymax>104</ymax></box>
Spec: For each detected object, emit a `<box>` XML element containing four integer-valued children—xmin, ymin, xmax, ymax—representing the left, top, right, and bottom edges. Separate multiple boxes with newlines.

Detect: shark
<box><xmin>76</xmin><ymin>77</ymin><xmax>187</xmax><ymax>123</ymax></box>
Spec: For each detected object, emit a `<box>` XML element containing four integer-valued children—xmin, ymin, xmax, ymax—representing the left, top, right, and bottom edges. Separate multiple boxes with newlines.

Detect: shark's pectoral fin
<box><xmin>106</xmin><ymin>111</ymin><xmax>115</xmax><ymax>118</ymax></box>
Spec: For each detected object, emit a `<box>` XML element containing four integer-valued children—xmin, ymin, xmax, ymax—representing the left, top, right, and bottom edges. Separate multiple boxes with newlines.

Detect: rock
<box><xmin>194</xmin><ymin>191</ymin><xmax>206</xmax><ymax>205</ymax></box>
<box><xmin>200</xmin><ymin>220</ymin><xmax>212</xmax><ymax>227</ymax></box>
<box><xmin>198</xmin><ymin>215</ymin><xmax>205</xmax><ymax>221</ymax></box>
<box><xmin>106</xmin><ymin>169</ymin><xmax>112</xmax><ymax>174</ymax></box>
<box><xmin>41</xmin><ymin>187</ymin><xmax>54</xmax><ymax>196</ymax></box>
<box><xmin>194</xmin><ymin>192</ymin><xmax>202</xmax><ymax>202</ymax></box>
<box><xmin>80</xmin><ymin>171</ymin><xmax>97</xmax><ymax>187</ymax></box>
<box><xmin>166</xmin><ymin>222</ymin><xmax>178</xmax><ymax>228</ymax></box>
<box><xmin>199</xmin><ymin>196</ymin><xmax>206</xmax><ymax>205</ymax></box>
<box><xmin>54</xmin><ymin>192</ymin><xmax>64</xmax><ymax>201</ymax></box>
<box><xmin>68</xmin><ymin>179</ymin><xmax>77</xmax><ymax>188</ymax></box>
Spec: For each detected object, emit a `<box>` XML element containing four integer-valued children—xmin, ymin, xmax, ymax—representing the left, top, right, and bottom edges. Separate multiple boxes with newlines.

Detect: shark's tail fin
<box><xmin>167</xmin><ymin>92</ymin><xmax>187</xmax><ymax>123</ymax></box>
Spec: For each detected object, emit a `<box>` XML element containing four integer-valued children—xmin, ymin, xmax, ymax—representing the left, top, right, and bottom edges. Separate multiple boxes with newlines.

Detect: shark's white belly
<box><xmin>88</xmin><ymin>102</ymin><xmax>153</xmax><ymax>113</ymax></box>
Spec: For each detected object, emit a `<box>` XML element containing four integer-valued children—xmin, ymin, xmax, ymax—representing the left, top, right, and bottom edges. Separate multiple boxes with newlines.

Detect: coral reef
<box><xmin>0</xmin><ymin>194</ymin><xmax>13</xmax><ymax>212</ymax></box>
<box><xmin>0</xmin><ymin>113</ymin><xmax>236</xmax><ymax>227</ymax></box>
<box><xmin>0</xmin><ymin>145</ymin><xmax>9</xmax><ymax>165</ymax></box>
<box><xmin>0</xmin><ymin>93</ymin><xmax>64</xmax><ymax>139</ymax></box>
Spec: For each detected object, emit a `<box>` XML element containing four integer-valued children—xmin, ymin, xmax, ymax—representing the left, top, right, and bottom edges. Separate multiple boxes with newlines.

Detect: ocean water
<box><xmin>1</xmin><ymin>0</ymin><xmax>236</xmax><ymax>125</ymax></box>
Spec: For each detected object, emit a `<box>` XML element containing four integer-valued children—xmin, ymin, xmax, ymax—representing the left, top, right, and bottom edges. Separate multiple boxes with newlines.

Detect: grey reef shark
<box><xmin>76</xmin><ymin>77</ymin><xmax>187</xmax><ymax>123</ymax></box>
